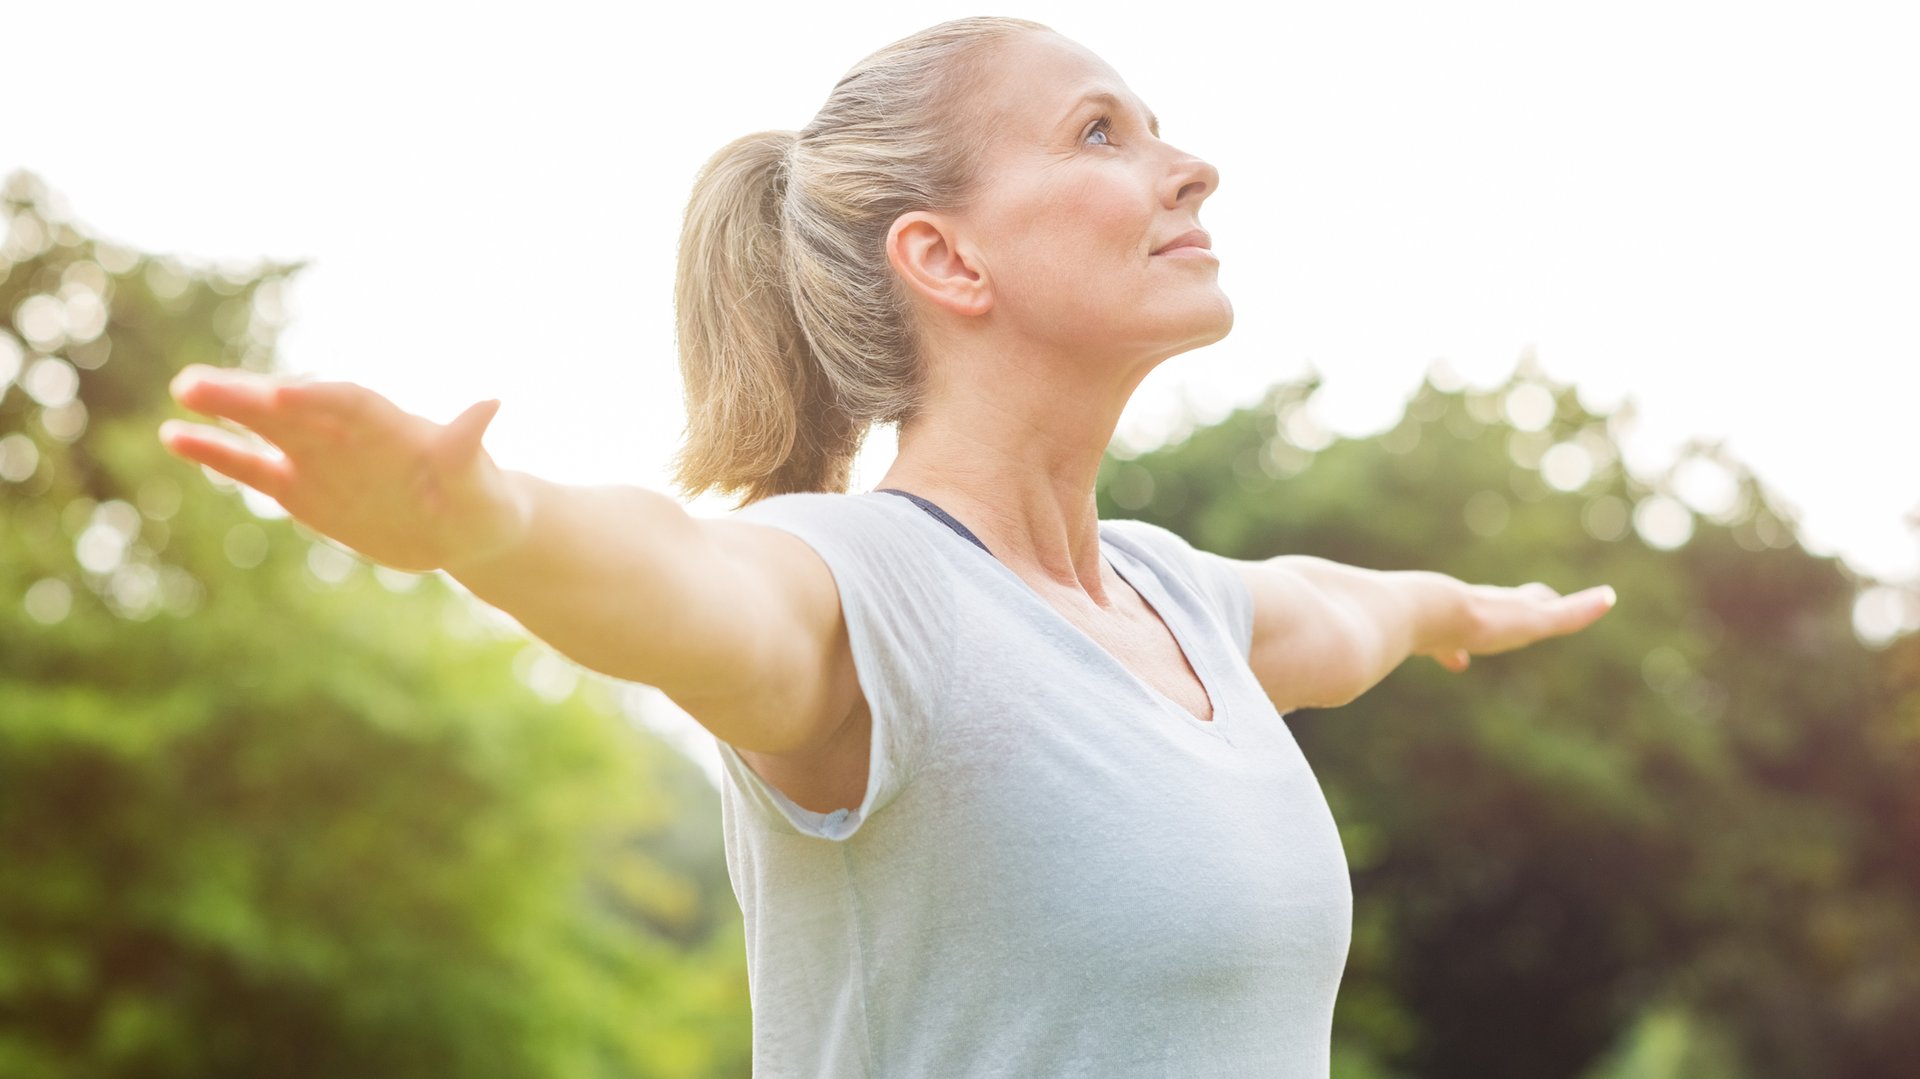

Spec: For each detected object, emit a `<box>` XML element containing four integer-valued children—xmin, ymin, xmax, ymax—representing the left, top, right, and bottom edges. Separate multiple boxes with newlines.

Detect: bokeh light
<box><xmin>1540</xmin><ymin>441</ymin><xmax>1595</xmax><ymax>492</ymax></box>
<box><xmin>0</xmin><ymin>329</ymin><xmax>24</xmax><ymax>384</ymax></box>
<box><xmin>1582</xmin><ymin>494</ymin><xmax>1632</xmax><ymax>542</ymax></box>
<box><xmin>1633</xmin><ymin>494</ymin><xmax>1695</xmax><ymax>550</ymax></box>
<box><xmin>222</xmin><ymin>522</ymin><xmax>269</xmax><ymax>569</ymax></box>
<box><xmin>1502</xmin><ymin>383</ymin><xmax>1557</xmax><ymax>432</ymax></box>
<box><xmin>1853</xmin><ymin>584</ymin><xmax>1920</xmax><ymax>647</ymax></box>
<box><xmin>22</xmin><ymin>577</ymin><xmax>72</xmax><ymax>624</ymax></box>
<box><xmin>39</xmin><ymin>398</ymin><xmax>87</xmax><ymax>441</ymax></box>
<box><xmin>21</xmin><ymin>355</ymin><xmax>77</xmax><ymax>407</ymax></box>
<box><xmin>305</xmin><ymin>539</ymin><xmax>359</xmax><ymax>586</ymax></box>
<box><xmin>0</xmin><ymin>433</ymin><xmax>38</xmax><ymax>483</ymax></box>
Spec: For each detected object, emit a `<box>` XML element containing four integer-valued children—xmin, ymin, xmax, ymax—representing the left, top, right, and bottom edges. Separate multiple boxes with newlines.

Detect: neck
<box><xmin>873</xmin><ymin>350</ymin><xmax>1145</xmax><ymax>601</ymax></box>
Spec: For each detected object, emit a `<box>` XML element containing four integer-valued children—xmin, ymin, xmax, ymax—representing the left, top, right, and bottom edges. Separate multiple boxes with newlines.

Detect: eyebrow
<box><xmin>1063</xmin><ymin>90</ymin><xmax>1160</xmax><ymax>139</ymax></box>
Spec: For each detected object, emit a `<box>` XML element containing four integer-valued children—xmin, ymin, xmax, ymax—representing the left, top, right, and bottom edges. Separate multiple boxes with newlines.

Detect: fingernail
<box><xmin>1598</xmin><ymin>586</ymin><xmax>1616</xmax><ymax>608</ymax></box>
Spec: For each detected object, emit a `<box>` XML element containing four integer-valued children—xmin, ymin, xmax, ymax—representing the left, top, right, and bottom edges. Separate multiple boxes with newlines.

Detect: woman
<box><xmin>159</xmin><ymin>16</ymin><xmax>1615</xmax><ymax>1077</ymax></box>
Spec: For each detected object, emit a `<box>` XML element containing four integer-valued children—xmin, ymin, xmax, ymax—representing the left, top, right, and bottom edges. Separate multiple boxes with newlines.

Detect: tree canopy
<box><xmin>0</xmin><ymin>169</ymin><xmax>750</xmax><ymax>1079</ymax></box>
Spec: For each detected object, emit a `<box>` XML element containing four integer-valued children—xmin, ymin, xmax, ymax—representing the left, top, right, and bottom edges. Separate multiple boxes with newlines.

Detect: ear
<box><xmin>887</xmin><ymin>211</ymin><xmax>992</xmax><ymax>318</ymax></box>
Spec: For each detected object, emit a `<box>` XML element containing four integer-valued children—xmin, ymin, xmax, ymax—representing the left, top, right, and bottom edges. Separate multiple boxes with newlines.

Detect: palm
<box><xmin>158</xmin><ymin>365</ymin><xmax>516</xmax><ymax>573</ymax></box>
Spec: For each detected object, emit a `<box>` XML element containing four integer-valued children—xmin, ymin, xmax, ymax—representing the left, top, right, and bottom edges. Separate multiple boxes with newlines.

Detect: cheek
<box><xmin>982</xmin><ymin>173</ymin><xmax>1155</xmax><ymax>328</ymax></box>
<box><xmin>1015</xmin><ymin>178</ymin><xmax>1148</xmax><ymax>280</ymax></box>
<box><xmin>1058</xmin><ymin>175</ymin><xmax>1146</xmax><ymax>247</ymax></box>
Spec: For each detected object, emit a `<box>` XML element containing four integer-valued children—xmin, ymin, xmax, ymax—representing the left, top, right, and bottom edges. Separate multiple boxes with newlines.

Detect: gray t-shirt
<box><xmin>716</xmin><ymin>489</ymin><xmax>1352</xmax><ymax>1078</ymax></box>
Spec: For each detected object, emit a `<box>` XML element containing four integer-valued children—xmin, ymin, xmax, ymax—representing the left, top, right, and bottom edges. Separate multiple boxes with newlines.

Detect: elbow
<box><xmin>1274</xmin><ymin>629</ymin><xmax>1397</xmax><ymax>714</ymax></box>
<box><xmin>1303</xmin><ymin>683</ymin><xmax>1367</xmax><ymax>712</ymax></box>
<box><xmin>1265</xmin><ymin>664</ymin><xmax>1366</xmax><ymax>713</ymax></box>
<box><xmin>1278</xmin><ymin>676</ymin><xmax>1371</xmax><ymax>714</ymax></box>
<box><xmin>1316</xmin><ymin>594</ymin><xmax>1389</xmax><ymax>709</ymax></box>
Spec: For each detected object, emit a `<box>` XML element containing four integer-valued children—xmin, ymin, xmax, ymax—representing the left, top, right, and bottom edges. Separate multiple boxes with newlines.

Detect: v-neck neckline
<box><xmin>867</xmin><ymin>490</ymin><xmax>1231</xmax><ymax>741</ymax></box>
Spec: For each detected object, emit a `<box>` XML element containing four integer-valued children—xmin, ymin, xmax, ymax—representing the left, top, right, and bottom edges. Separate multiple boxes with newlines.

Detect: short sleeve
<box><xmin>1099</xmin><ymin>517</ymin><xmax>1256</xmax><ymax>660</ymax></box>
<box><xmin>711</xmin><ymin>492</ymin><xmax>955</xmax><ymax>841</ymax></box>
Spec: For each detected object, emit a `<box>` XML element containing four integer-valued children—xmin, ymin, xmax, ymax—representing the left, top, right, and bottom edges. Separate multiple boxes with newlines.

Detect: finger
<box><xmin>1549</xmin><ymin>585</ymin><xmax>1617</xmax><ymax>634</ymax></box>
<box><xmin>1518</xmin><ymin>581</ymin><xmax>1559</xmax><ymax>601</ymax></box>
<box><xmin>277</xmin><ymin>377</ymin><xmax>404</xmax><ymax>426</ymax></box>
<box><xmin>169</xmin><ymin>364</ymin><xmax>290</xmax><ymax>425</ymax></box>
<box><xmin>169</xmin><ymin>360</ymin><xmax>341</xmax><ymax>453</ymax></box>
<box><xmin>159</xmin><ymin>418</ymin><xmax>295</xmax><ymax>500</ymax></box>
<box><xmin>1567</xmin><ymin>585</ymin><xmax>1616</xmax><ymax>612</ymax></box>
<box><xmin>176</xmin><ymin>367</ymin><xmax>383</xmax><ymax>457</ymax></box>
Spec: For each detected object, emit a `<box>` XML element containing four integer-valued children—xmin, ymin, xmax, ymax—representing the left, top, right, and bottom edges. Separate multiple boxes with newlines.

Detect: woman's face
<box><xmin>950</xmin><ymin>31</ymin><xmax>1231</xmax><ymax>370</ymax></box>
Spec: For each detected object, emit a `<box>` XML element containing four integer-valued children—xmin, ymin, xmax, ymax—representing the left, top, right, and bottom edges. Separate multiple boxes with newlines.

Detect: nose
<box><xmin>1162</xmin><ymin>144</ymin><xmax>1219</xmax><ymax>208</ymax></box>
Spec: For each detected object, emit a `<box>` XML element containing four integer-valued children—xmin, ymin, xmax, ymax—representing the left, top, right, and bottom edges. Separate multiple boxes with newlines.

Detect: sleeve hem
<box><xmin>713</xmin><ymin>496</ymin><xmax>947</xmax><ymax>843</ymax></box>
<box><xmin>715</xmin><ymin>737</ymin><xmax>871</xmax><ymax>840</ymax></box>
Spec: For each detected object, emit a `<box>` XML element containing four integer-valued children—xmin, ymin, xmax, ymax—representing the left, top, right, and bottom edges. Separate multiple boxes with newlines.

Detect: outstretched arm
<box><xmin>157</xmin><ymin>365</ymin><xmax>859</xmax><ymax>756</ymax></box>
<box><xmin>1228</xmin><ymin>554</ymin><xmax>1616</xmax><ymax>714</ymax></box>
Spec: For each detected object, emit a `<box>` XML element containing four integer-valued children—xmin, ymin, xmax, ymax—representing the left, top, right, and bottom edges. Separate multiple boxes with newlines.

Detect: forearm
<box><xmin>1241</xmin><ymin>552</ymin><xmax>1609</xmax><ymax>710</ymax></box>
<box><xmin>1275</xmin><ymin>555</ymin><xmax>1467</xmax><ymax>698</ymax></box>
<box><xmin>442</xmin><ymin>471</ymin><xmax>710</xmax><ymax>687</ymax></box>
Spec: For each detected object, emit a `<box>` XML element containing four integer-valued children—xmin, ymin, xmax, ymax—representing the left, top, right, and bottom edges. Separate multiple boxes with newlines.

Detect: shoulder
<box><xmin>1099</xmin><ymin>516</ymin><xmax>1222</xmax><ymax>584</ymax></box>
<box><xmin>717</xmin><ymin>489</ymin><xmax>955</xmax><ymax>631</ymax></box>
<box><xmin>724</xmin><ymin>490</ymin><xmax>933</xmax><ymax>560</ymax></box>
<box><xmin>1097</xmin><ymin>516</ymin><xmax>1195</xmax><ymax>569</ymax></box>
<box><xmin>1101</xmin><ymin>516</ymin><xmax>1258</xmax><ymax>658</ymax></box>
<box><xmin>729</xmin><ymin>489</ymin><xmax>902</xmax><ymax>527</ymax></box>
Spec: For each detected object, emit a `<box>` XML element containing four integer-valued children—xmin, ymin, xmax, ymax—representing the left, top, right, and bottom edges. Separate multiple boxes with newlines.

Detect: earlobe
<box><xmin>888</xmin><ymin>212</ymin><xmax>992</xmax><ymax>317</ymax></box>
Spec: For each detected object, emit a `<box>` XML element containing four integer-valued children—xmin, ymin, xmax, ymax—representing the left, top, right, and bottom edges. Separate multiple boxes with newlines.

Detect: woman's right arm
<box><xmin>445</xmin><ymin>474</ymin><xmax>865</xmax><ymax>756</ymax></box>
<box><xmin>160</xmin><ymin>365</ymin><xmax>860</xmax><ymax>758</ymax></box>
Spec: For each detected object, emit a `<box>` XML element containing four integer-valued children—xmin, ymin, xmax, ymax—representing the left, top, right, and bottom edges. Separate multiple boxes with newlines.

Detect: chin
<box><xmin>1187</xmin><ymin>292</ymin><xmax>1235</xmax><ymax>348</ymax></box>
<box><xmin>1210</xmin><ymin>293</ymin><xmax>1235</xmax><ymax>338</ymax></box>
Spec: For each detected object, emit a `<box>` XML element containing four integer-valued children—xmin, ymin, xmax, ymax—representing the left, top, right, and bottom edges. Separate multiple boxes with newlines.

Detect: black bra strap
<box><xmin>874</xmin><ymin>488</ymin><xmax>994</xmax><ymax>558</ymax></box>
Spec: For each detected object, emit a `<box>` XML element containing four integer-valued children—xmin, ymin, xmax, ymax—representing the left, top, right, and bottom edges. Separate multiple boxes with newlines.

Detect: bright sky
<box><xmin>11</xmin><ymin>2</ymin><xmax>1918</xmax><ymax>590</ymax></box>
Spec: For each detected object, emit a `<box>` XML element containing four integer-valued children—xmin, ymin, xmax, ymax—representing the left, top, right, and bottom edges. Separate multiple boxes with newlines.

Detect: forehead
<box><xmin>976</xmin><ymin>33</ymin><xmax>1153</xmax><ymax>137</ymax></box>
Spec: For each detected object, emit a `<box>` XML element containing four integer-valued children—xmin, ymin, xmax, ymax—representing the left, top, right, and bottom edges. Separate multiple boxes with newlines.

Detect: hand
<box><xmin>1423</xmin><ymin>581</ymin><xmax>1617</xmax><ymax>673</ymax></box>
<box><xmin>158</xmin><ymin>364</ymin><xmax>529</xmax><ymax>574</ymax></box>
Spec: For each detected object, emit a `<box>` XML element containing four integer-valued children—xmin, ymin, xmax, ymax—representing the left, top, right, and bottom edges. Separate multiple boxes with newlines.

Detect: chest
<box><xmin>1025</xmin><ymin>565</ymin><xmax>1217</xmax><ymax>726</ymax></box>
<box><xmin>872</xmin><ymin>684</ymin><xmax>1353</xmax><ymax>998</ymax></box>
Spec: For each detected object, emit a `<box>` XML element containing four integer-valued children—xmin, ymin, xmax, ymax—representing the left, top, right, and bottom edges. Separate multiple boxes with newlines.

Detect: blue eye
<box><xmin>1085</xmin><ymin>117</ymin><xmax>1113</xmax><ymax>145</ymax></box>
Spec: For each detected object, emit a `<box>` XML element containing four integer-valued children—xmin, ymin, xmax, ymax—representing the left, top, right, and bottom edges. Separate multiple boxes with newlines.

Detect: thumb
<box><xmin>442</xmin><ymin>398</ymin><xmax>502</xmax><ymax>458</ymax></box>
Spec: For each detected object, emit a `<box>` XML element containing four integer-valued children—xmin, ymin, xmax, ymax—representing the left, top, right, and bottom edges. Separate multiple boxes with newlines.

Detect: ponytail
<box><xmin>668</xmin><ymin>130</ymin><xmax>865</xmax><ymax>506</ymax></box>
<box><xmin>668</xmin><ymin>17</ymin><xmax>1053</xmax><ymax>508</ymax></box>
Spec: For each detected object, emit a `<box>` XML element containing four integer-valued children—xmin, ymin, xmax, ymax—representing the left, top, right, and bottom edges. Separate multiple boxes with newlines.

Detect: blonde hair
<box><xmin>668</xmin><ymin>16</ymin><xmax>1053</xmax><ymax>507</ymax></box>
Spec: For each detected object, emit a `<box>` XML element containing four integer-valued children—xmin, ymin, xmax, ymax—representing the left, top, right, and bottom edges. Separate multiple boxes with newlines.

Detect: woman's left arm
<box><xmin>1227</xmin><ymin>555</ymin><xmax>1616</xmax><ymax>714</ymax></box>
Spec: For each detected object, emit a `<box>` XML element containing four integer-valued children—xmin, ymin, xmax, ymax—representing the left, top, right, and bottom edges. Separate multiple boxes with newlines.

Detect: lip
<box><xmin>1151</xmin><ymin>228</ymin><xmax>1212</xmax><ymax>255</ymax></box>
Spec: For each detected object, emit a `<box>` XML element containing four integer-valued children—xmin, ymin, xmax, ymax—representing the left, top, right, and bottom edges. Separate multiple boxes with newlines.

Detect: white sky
<box><xmin>9</xmin><ymin>1</ymin><xmax>1917</xmax><ymax>583</ymax></box>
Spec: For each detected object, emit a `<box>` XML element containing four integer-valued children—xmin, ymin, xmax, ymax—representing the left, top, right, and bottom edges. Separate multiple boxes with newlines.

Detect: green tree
<box><xmin>0</xmin><ymin>170</ymin><xmax>750</xmax><ymax>1078</ymax></box>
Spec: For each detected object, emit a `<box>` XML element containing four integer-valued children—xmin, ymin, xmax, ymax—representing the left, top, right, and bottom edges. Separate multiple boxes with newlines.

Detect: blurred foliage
<box><xmin>1099</xmin><ymin>357</ymin><xmax>1920</xmax><ymax>1077</ymax></box>
<box><xmin>0</xmin><ymin>170</ymin><xmax>750</xmax><ymax>1078</ymax></box>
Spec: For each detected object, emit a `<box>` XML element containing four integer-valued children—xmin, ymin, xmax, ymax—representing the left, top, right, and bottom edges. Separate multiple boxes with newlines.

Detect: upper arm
<box><xmin>654</xmin><ymin>516</ymin><xmax>863</xmax><ymax>758</ymax></box>
<box><xmin>1230</xmin><ymin>556</ymin><xmax>1376</xmax><ymax>713</ymax></box>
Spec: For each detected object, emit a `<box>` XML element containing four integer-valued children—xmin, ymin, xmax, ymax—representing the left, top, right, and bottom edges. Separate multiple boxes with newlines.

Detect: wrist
<box><xmin>441</xmin><ymin>468</ymin><xmax>538</xmax><ymax>578</ymax></box>
<box><xmin>1405</xmin><ymin>570</ymin><xmax>1471</xmax><ymax>657</ymax></box>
